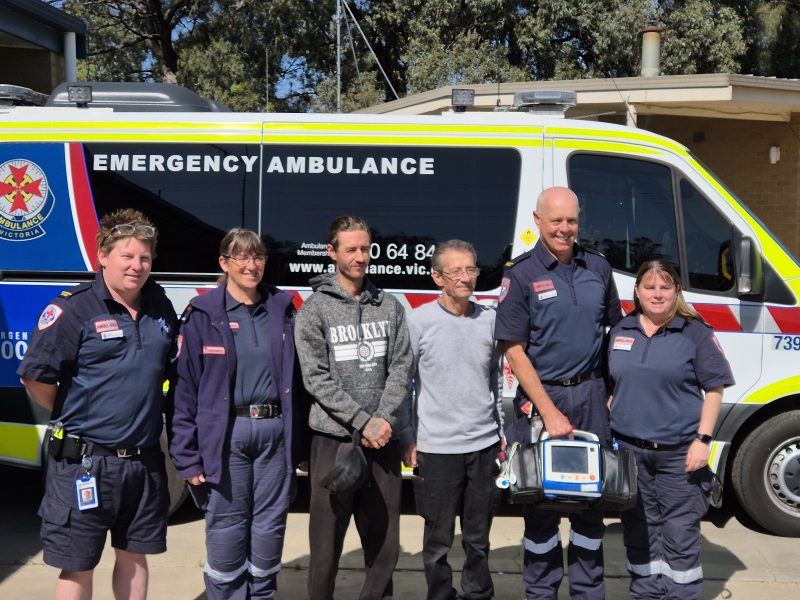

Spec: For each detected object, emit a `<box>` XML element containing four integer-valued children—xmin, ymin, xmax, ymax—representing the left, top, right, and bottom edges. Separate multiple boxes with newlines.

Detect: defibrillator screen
<box><xmin>551</xmin><ymin>446</ymin><xmax>589</xmax><ymax>474</ymax></box>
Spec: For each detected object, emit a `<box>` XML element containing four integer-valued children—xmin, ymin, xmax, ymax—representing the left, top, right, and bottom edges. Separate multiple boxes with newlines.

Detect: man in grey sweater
<box><xmin>295</xmin><ymin>215</ymin><xmax>413</xmax><ymax>600</ymax></box>
<box><xmin>404</xmin><ymin>239</ymin><xmax>504</xmax><ymax>600</ymax></box>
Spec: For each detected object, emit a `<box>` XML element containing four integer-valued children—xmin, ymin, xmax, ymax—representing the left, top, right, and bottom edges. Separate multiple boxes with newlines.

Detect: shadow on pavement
<box><xmin>0</xmin><ymin>465</ymin><xmax>44</xmax><ymax>585</ymax></box>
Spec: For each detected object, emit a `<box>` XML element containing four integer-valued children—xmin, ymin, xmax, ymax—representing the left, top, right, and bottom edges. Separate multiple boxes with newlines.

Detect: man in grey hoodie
<box><xmin>295</xmin><ymin>215</ymin><xmax>413</xmax><ymax>600</ymax></box>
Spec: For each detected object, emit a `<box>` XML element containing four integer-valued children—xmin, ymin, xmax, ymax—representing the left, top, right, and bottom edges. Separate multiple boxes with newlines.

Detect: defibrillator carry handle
<box><xmin>539</xmin><ymin>429</ymin><xmax>599</xmax><ymax>442</ymax></box>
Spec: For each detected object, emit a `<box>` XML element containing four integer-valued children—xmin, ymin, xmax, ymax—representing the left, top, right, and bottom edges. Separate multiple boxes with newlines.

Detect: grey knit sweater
<box><xmin>409</xmin><ymin>300</ymin><xmax>504</xmax><ymax>453</ymax></box>
<box><xmin>294</xmin><ymin>273</ymin><xmax>413</xmax><ymax>438</ymax></box>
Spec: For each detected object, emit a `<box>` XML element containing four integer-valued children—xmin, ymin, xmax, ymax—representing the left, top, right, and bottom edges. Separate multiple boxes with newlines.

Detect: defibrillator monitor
<box><xmin>541</xmin><ymin>439</ymin><xmax>602</xmax><ymax>498</ymax></box>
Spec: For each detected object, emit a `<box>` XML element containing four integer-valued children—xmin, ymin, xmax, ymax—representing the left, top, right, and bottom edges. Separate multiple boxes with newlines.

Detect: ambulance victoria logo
<box><xmin>0</xmin><ymin>159</ymin><xmax>55</xmax><ymax>241</ymax></box>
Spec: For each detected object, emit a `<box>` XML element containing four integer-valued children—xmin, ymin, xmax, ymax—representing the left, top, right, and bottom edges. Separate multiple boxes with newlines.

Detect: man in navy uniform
<box><xmin>18</xmin><ymin>209</ymin><xmax>176</xmax><ymax>600</ymax></box>
<box><xmin>495</xmin><ymin>187</ymin><xmax>622</xmax><ymax>600</ymax></box>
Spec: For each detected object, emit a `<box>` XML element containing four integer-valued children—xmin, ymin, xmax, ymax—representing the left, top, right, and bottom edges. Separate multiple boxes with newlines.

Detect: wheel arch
<box><xmin>716</xmin><ymin>395</ymin><xmax>800</xmax><ymax>487</ymax></box>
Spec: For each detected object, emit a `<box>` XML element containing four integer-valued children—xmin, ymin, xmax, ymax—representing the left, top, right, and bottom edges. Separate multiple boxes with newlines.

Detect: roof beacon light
<box><xmin>513</xmin><ymin>90</ymin><xmax>576</xmax><ymax>118</ymax></box>
<box><xmin>67</xmin><ymin>85</ymin><xmax>93</xmax><ymax>108</ymax></box>
<box><xmin>451</xmin><ymin>88</ymin><xmax>475</xmax><ymax>113</ymax></box>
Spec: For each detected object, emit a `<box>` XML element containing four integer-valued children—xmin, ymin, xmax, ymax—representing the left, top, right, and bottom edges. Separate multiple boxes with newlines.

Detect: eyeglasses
<box><xmin>437</xmin><ymin>267</ymin><xmax>481</xmax><ymax>279</ymax></box>
<box><xmin>110</xmin><ymin>223</ymin><xmax>156</xmax><ymax>238</ymax></box>
<box><xmin>223</xmin><ymin>254</ymin><xmax>267</xmax><ymax>267</ymax></box>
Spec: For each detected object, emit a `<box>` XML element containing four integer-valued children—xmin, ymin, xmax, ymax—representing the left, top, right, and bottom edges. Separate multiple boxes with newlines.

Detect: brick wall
<box><xmin>640</xmin><ymin>115</ymin><xmax>800</xmax><ymax>259</ymax></box>
<box><xmin>0</xmin><ymin>48</ymin><xmax>64</xmax><ymax>94</ymax></box>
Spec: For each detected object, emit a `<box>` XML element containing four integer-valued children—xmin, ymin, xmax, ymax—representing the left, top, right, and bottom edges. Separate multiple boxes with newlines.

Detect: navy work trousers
<box><xmin>620</xmin><ymin>442</ymin><xmax>711</xmax><ymax>600</ymax></box>
<box><xmin>521</xmin><ymin>378</ymin><xmax>610</xmax><ymax>600</ymax></box>
<box><xmin>203</xmin><ymin>416</ymin><xmax>293</xmax><ymax>600</ymax></box>
<box><xmin>414</xmin><ymin>442</ymin><xmax>501</xmax><ymax>600</ymax></box>
<box><xmin>308</xmin><ymin>433</ymin><xmax>402</xmax><ymax>600</ymax></box>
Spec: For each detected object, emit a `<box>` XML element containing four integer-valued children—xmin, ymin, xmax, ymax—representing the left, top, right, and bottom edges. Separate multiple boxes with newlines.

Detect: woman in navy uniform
<box><xmin>18</xmin><ymin>209</ymin><xmax>176</xmax><ymax>599</ymax></box>
<box><xmin>608</xmin><ymin>260</ymin><xmax>734</xmax><ymax>600</ymax></box>
<box><xmin>170</xmin><ymin>228</ymin><xmax>308</xmax><ymax>600</ymax></box>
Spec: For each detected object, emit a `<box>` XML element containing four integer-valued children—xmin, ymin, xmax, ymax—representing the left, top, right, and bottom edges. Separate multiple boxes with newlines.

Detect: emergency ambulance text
<box><xmin>93</xmin><ymin>153</ymin><xmax>259</xmax><ymax>173</ymax></box>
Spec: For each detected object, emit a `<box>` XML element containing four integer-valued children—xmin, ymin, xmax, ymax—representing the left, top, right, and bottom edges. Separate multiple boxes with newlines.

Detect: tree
<box><xmin>658</xmin><ymin>0</ymin><xmax>745</xmax><ymax>75</ymax></box>
<box><xmin>51</xmin><ymin>0</ymin><xmax>755</xmax><ymax>112</ymax></box>
<box><xmin>53</xmin><ymin>0</ymin><xmax>211</xmax><ymax>83</ymax></box>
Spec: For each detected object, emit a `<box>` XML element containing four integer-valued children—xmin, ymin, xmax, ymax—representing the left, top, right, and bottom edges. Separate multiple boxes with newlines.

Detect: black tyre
<box><xmin>160</xmin><ymin>431</ymin><xmax>188</xmax><ymax>515</ymax></box>
<box><xmin>731</xmin><ymin>411</ymin><xmax>800</xmax><ymax>536</ymax></box>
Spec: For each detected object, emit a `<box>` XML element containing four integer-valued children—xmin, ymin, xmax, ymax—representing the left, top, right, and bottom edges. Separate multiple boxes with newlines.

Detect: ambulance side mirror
<box><xmin>737</xmin><ymin>237</ymin><xmax>763</xmax><ymax>297</ymax></box>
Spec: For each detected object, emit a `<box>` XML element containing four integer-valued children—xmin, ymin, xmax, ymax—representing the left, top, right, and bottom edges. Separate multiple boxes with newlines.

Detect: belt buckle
<box><xmin>249</xmin><ymin>404</ymin><xmax>265</xmax><ymax>419</ymax></box>
<box><xmin>116</xmin><ymin>448</ymin><xmax>132</xmax><ymax>458</ymax></box>
<box><xmin>561</xmin><ymin>376</ymin><xmax>577</xmax><ymax>386</ymax></box>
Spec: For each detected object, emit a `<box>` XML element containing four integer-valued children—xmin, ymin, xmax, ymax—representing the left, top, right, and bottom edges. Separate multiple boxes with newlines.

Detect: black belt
<box><xmin>612</xmin><ymin>431</ymin><xmax>686</xmax><ymax>451</ymax></box>
<box><xmin>232</xmin><ymin>403</ymin><xmax>282</xmax><ymax>419</ymax></box>
<box><xmin>541</xmin><ymin>369</ymin><xmax>603</xmax><ymax>387</ymax></box>
<box><xmin>88</xmin><ymin>443</ymin><xmax>160</xmax><ymax>459</ymax></box>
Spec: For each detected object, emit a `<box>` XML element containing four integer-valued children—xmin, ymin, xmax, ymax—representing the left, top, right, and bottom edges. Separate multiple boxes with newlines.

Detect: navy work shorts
<box><xmin>38</xmin><ymin>448</ymin><xmax>169</xmax><ymax>571</ymax></box>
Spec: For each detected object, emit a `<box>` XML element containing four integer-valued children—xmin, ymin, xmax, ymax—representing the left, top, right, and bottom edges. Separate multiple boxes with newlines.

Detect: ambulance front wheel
<box><xmin>731</xmin><ymin>411</ymin><xmax>800</xmax><ymax>537</ymax></box>
<box><xmin>160</xmin><ymin>430</ymin><xmax>188</xmax><ymax>515</ymax></box>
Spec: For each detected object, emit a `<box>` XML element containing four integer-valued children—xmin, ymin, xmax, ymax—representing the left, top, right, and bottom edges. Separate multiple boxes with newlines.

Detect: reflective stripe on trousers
<box><xmin>627</xmin><ymin>560</ymin><xmax>703</xmax><ymax>584</ymax></box>
<box><xmin>569</xmin><ymin>529</ymin><xmax>602</xmax><ymax>551</ymax></box>
<box><xmin>524</xmin><ymin>532</ymin><xmax>561</xmax><ymax>555</ymax></box>
<box><xmin>204</xmin><ymin>561</ymin><xmax>248</xmax><ymax>584</ymax></box>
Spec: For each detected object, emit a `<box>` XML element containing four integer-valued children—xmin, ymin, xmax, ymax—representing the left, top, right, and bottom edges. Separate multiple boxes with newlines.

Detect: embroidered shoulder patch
<box><xmin>37</xmin><ymin>304</ymin><xmax>63</xmax><ymax>330</ymax></box>
<box><xmin>499</xmin><ymin>277</ymin><xmax>511</xmax><ymax>303</ymax></box>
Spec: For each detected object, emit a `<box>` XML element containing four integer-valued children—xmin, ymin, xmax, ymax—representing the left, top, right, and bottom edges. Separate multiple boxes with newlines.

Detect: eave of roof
<box><xmin>357</xmin><ymin>74</ymin><xmax>800</xmax><ymax>122</ymax></box>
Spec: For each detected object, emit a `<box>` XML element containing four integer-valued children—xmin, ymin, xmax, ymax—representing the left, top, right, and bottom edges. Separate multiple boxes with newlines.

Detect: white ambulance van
<box><xmin>1</xmin><ymin>83</ymin><xmax>799</xmax><ymax>533</ymax></box>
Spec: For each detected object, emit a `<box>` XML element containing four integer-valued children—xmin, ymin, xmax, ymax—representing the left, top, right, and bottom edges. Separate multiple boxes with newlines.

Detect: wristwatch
<box><xmin>695</xmin><ymin>433</ymin><xmax>713</xmax><ymax>445</ymax></box>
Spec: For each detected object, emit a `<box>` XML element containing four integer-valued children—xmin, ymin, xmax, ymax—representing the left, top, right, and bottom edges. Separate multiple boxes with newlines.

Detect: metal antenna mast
<box><xmin>336</xmin><ymin>0</ymin><xmax>342</xmax><ymax>112</ymax></box>
<box><xmin>333</xmin><ymin>0</ymin><xmax>399</xmax><ymax>112</ymax></box>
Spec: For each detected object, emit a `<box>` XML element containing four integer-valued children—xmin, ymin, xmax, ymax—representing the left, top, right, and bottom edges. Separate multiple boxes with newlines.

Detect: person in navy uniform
<box><xmin>608</xmin><ymin>260</ymin><xmax>734</xmax><ymax>600</ymax></box>
<box><xmin>18</xmin><ymin>208</ymin><xmax>176</xmax><ymax>600</ymax></box>
<box><xmin>495</xmin><ymin>186</ymin><xmax>622</xmax><ymax>600</ymax></box>
<box><xmin>169</xmin><ymin>228</ymin><xmax>309</xmax><ymax>600</ymax></box>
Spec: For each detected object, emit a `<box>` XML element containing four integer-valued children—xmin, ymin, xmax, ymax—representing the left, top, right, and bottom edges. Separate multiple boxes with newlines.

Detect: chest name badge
<box><xmin>613</xmin><ymin>336</ymin><xmax>635</xmax><ymax>351</ymax></box>
<box><xmin>229</xmin><ymin>322</ymin><xmax>240</xmax><ymax>331</ymax></box>
<box><xmin>101</xmin><ymin>329</ymin><xmax>124</xmax><ymax>340</ymax></box>
<box><xmin>537</xmin><ymin>289</ymin><xmax>558</xmax><ymax>301</ymax></box>
<box><xmin>94</xmin><ymin>319</ymin><xmax>120</xmax><ymax>334</ymax></box>
<box><xmin>203</xmin><ymin>345</ymin><xmax>226</xmax><ymax>355</ymax></box>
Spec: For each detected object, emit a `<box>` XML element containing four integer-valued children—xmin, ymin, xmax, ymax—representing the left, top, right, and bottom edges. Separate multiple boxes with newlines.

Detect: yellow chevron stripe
<box><xmin>546</xmin><ymin>126</ymin><xmax>688</xmax><ymax>155</ymax></box>
<box><xmin>743</xmin><ymin>375</ymin><xmax>800</xmax><ymax>404</ymax></box>
<box><xmin>553</xmin><ymin>139</ymin><xmax>661</xmax><ymax>155</ymax></box>
<box><xmin>0</xmin><ymin>121</ymin><xmax>260</xmax><ymax>131</ymax></box>
<box><xmin>0</xmin><ymin>423</ymin><xmax>41</xmax><ymax>464</ymax></box>
<box><xmin>263</xmin><ymin>134</ymin><xmax>542</xmax><ymax>147</ymax></box>
<box><xmin>264</xmin><ymin>122</ymin><xmax>543</xmax><ymax>135</ymax></box>
<box><xmin>0</xmin><ymin>132</ymin><xmax>260</xmax><ymax>143</ymax></box>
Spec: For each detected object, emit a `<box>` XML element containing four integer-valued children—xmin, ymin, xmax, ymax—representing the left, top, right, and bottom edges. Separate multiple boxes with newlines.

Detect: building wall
<box><xmin>641</xmin><ymin>115</ymin><xmax>800</xmax><ymax>259</ymax></box>
<box><xmin>0</xmin><ymin>47</ymin><xmax>64</xmax><ymax>94</ymax></box>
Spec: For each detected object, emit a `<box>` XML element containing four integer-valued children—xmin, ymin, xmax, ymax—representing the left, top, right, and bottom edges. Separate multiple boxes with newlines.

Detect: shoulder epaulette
<box><xmin>180</xmin><ymin>305</ymin><xmax>194</xmax><ymax>323</ymax></box>
<box><xmin>582</xmin><ymin>246</ymin><xmax>608</xmax><ymax>260</ymax></box>
<box><xmin>59</xmin><ymin>281</ymin><xmax>93</xmax><ymax>299</ymax></box>
<box><xmin>504</xmin><ymin>250</ymin><xmax>533</xmax><ymax>268</ymax></box>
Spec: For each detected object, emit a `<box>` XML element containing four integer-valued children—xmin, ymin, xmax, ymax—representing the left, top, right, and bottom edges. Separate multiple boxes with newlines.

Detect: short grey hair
<box><xmin>431</xmin><ymin>239</ymin><xmax>477</xmax><ymax>272</ymax></box>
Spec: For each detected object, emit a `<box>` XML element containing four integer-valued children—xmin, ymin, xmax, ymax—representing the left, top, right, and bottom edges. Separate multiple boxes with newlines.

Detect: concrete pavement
<box><xmin>2</xmin><ymin>468</ymin><xmax>799</xmax><ymax>598</ymax></box>
<box><xmin>3</xmin><ymin>504</ymin><xmax>800</xmax><ymax>597</ymax></box>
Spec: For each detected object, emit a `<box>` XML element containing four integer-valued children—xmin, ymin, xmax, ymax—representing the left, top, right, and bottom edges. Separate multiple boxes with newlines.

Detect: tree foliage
<box><xmin>659</xmin><ymin>0</ymin><xmax>745</xmax><ymax>75</ymax></box>
<box><xmin>48</xmin><ymin>0</ymin><xmax>800</xmax><ymax>112</ymax></box>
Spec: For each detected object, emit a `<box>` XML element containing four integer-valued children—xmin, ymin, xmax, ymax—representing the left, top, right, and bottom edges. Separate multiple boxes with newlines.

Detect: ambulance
<box><xmin>1</xmin><ymin>83</ymin><xmax>799</xmax><ymax>534</ymax></box>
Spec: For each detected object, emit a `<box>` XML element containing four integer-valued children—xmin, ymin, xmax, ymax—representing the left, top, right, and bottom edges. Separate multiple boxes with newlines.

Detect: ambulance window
<box><xmin>568</xmin><ymin>154</ymin><xmax>679</xmax><ymax>274</ymax></box>
<box><xmin>679</xmin><ymin>179</ymin><xmax>735</xmax><ymax>293</ymax></box>
<box><xmin>260</xmin><ymin>146</ymin><xmax>521</xmax><ymax>291</ymax></box>
<box><xmin>82</xmin><ymin>144</ymin><xmax>260</xmax><ymax>273</ymax></box>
